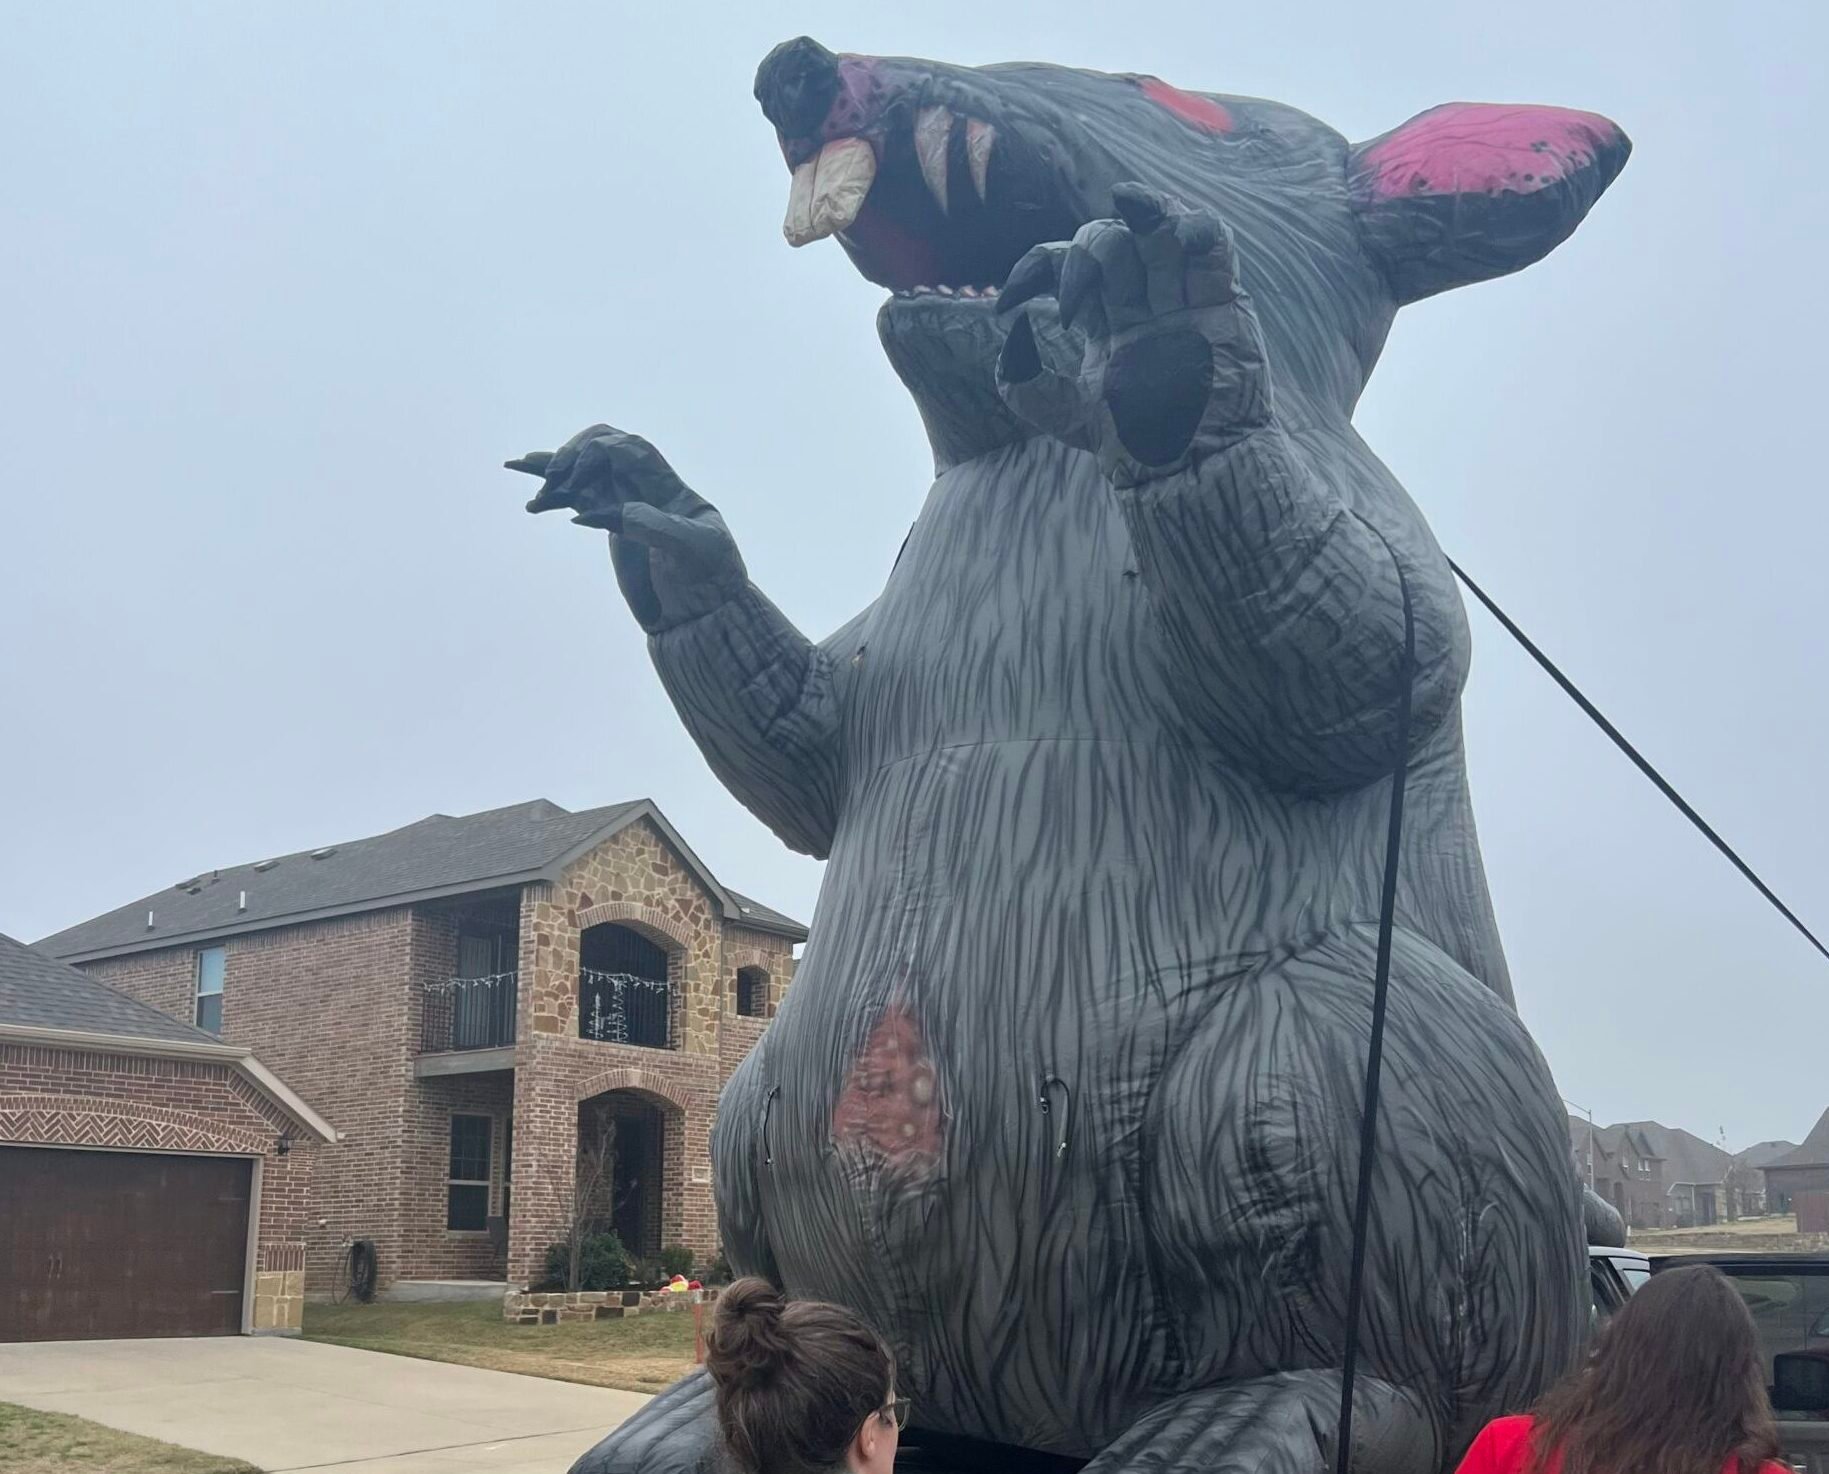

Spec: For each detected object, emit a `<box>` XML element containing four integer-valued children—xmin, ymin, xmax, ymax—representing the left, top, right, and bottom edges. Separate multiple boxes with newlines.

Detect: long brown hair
<box><xmin>703</xmin><ymin>1276</ymin><xmax>894</xmax><ymax>1474</ymax></box>
<box><xmin>1528</xmin><ymin>1263</ymin><xmax>1779</xmax><ymax>1474</ymax></box>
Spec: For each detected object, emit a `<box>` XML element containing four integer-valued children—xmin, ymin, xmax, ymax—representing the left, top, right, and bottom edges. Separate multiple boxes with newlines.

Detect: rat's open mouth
<box><xmin>780</xmin><ymin>104</ymin><xmax>1080</xmax><ymax>298</ymax></box>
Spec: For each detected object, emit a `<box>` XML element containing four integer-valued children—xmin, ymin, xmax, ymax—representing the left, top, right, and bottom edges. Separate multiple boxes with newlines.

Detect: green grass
<box><xmin>303</xmin><ymin>1298</ymin><xmax>700</xmax><ymax>1393</ymax></box>
<box><xmin>0</xmin><ymin>1402</ymin><xmax>260</xmax><ymax>1474</ymax></box>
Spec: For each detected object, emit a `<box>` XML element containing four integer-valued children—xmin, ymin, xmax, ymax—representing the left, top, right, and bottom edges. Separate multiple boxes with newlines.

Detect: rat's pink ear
<box><xmin>1349</xmin><ymin>103</ymin><xmax>1629</xmax><ymax>304</ymax></box>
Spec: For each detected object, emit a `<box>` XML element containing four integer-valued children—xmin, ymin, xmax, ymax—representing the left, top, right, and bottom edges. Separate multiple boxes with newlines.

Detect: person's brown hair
<box><xmin>1527</xmin><ymin>1263</ymin><xmax>1780</xmax><ymax>1474</ymax></box>
<box><xmin>704</xmin><ymin>1276</ymin><xmax>895</xmax><ymax>1474</ymax></box>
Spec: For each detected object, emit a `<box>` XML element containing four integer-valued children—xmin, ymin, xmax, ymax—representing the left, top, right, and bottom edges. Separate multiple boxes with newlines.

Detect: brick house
<box><xmin>37</xmin><ymin>798</ymin><xmax>806</xmax><ymax>1298</ymax></box>
<box><xmin>1569</xmin><ymin>1114</ymin><xmax>1737</xmax><ymax>1229</ymax></box>
<box><xmin>0</xmin><ymin>932</ymin><xmax>334</xmax><ymax>1340</ymax></box>
<box><xmin>1765</xmin><ymin>1109</ymin><xmax>1829</xmax><ymax>1229</ymax></box>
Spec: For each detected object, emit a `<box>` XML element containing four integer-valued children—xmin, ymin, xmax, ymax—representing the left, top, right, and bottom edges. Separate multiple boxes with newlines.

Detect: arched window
<box><xmin>735</xmin><ymin>966</ymin><xmax>769</xmax><ymax>1018</ymax></box>
<box><xmin>579</xmin><ymin>923</ymin><xmax>672</xmax><ymax>1048</ymax></box>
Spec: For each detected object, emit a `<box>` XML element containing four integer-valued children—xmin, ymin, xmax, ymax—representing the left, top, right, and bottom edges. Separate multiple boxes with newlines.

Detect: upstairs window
<box><xmin>736</xmin><ymin>966</ymin><xmax>769</xmax><ymax>1018</ymax></box>
<box><xmin>195</xmin><ymin>947</ymin><xmax>225</xmax><ymax>1035</ymax></box>
<box><xmin>447</xmin><ymin>1114</ymin><xmax>492</xmax><ymax>1231</ymax></box>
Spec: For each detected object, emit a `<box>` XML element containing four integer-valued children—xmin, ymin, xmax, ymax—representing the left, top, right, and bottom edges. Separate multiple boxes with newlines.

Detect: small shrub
<box><xmin>660</xmin><ymin>1244</ymin><xmax>695</xmax><ymax>1279</ymax></box>
<box><xmin>634</xmin><ymin>1255</ymin><xmax>667</xmax><ymax>1288</ymax></box>
<box><xmin>536</xmin><ymin>1231</ymin><xmax>632</xmax><ymax>1292</ymax></box>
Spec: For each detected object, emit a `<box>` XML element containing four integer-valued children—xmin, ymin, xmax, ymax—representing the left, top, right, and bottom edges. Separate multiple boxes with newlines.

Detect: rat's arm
<box><xmin>512</xmin><ymin>427</ymin><xmax>842</xmax><ymax>855</ymax></box>
<box><xmin>996</xmin><ymin>187</ymin><xmax>1463</xmax><ymax>794</ymax></box>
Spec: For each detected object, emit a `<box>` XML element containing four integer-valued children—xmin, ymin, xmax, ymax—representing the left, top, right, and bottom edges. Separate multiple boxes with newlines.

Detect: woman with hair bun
<box><xmin>703</xmin><ymin>1276</ymin><xmax>905</xmax><ymax>1474</ymax></box>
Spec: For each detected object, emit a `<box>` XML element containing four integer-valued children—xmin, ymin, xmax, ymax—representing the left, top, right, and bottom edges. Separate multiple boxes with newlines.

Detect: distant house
<box><xmin>1569</xmin><ymin>1115</ymin><xmax>1737</xmax><ymax>1229</ymax></box>
<box><xmin>1764</xmin><ymin>1109</ymin><xmax>1829</xmax><ymax>1230</ymax></box>
<box><xmin>37</xmin><ymin>797</ymin><xmax>806</xmax><ymax>1301</ymax></box>
<box><xmin>0</xmin><ymin>932</ymin><xmax>333</xmax><ymax>1341</ymax></box>
<box><xmin>1731</xmin><ymin>1139</ymin><xmax>1799</xmax><ymax>1217</ymax></box>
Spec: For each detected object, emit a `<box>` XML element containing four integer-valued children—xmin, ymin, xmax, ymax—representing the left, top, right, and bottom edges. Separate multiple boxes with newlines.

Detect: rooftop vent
<box><xmin>253</xmin><ymin>859</ymin><xmax>279</xmax><ymax>873</ymax></box>
<box><xmin>309</xmin><ymin>846</ymin><xmax>337</xmax><ymax>861</ymax></box>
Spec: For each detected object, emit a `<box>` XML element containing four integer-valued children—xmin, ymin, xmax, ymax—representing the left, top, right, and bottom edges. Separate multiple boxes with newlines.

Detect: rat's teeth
<box><xmin>965</xmin><ymin>119</ymin><xmax>994</xmax><ymax>200</ymax></box>
<box><xmin>915</xmin><ymin>106</ymin><xmax>954</xmax><ymax>213</ymax></box>
<box><xmin>784</xmin><ymin>137</ymin><xmax>878</xmax><ymax>248</ymax></box>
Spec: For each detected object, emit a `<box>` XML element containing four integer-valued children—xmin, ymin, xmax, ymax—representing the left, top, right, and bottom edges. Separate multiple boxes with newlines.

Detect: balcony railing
<box><xmin>421</xmin><ymin>972</ymin><xmax>518</xmax><ymax>1053</ymax></box>
<box><xmin>578</xmin><ymin>968</ymin><xmax>670</xmax><ymax>1049</ymax></box>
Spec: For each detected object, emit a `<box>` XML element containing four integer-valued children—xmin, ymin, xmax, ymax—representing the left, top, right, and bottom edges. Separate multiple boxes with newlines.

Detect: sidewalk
<box><xmin>0</xmin><ymin>1336</ymin><xmax>644</xmax><ymax>1473</ymax></box>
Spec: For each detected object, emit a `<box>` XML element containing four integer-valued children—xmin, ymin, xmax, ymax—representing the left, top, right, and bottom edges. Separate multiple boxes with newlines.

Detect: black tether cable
<box><xmin>1450</xmin><ymin>560</ymin><xmax>1829</xmax><ymax>965</ymax></box>
<box><xmin>1333</xmin><ymin>554</ymin><xmax>1827</xmax><ymax>1474</ymax></box>
<box><xmin>1335</xmin><ymin>554</ymin><xmax>1416</xmax><ymax>1474</ymax></box>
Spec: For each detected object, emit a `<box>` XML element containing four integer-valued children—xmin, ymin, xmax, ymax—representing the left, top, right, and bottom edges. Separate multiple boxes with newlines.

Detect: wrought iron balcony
<box><xmin>578</xmin><ymin>968</ymin><xmax>671</xmax><ymax>1049</ymax></box>
<box><xmin>421</xmin><ymin>972</ymin><xmax>518</xmax><ymax>1054</ymax></box>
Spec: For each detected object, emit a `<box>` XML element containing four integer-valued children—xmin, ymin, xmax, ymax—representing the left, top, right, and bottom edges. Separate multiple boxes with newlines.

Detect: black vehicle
<box><xmin>1589</xmin><ymin>1245</ymin><xmax>1651</xmax><ymax>1326</ymax></box>
<box><xmin>1651</xmin><ymin>1255</ymin><xmax>1829</xmax><ymax>1474</ymax></box>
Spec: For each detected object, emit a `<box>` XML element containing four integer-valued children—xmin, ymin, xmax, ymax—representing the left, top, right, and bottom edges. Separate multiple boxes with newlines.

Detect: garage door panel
<box><xmin>0</xmin><ymin>1146</ymin><xmax>251</xmax><ymax>1341</ymax></box>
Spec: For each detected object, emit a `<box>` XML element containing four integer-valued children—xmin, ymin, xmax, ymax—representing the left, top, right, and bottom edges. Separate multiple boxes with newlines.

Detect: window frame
<box><xmin>446</xmin><ymin>1113</ymin><xmax>493</xmax><ymax>1234</ymax></box>
<box><xmin>735</xmin><ymin>965</ymin><xmax>770</xmax><ymax>1019</ymax></box>
<box><xmin>194</xmin><ymin>946</ymin><xmax>226</xmax><ymax>1035</ymax></box>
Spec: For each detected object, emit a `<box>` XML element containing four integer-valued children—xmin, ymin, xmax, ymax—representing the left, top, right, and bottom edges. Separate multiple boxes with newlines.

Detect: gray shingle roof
<box><xmin>724</xmin><ymin>890</ymin><xmax>806</xmax><ymax>936</ymax></box>
<box><xmin>1769</xmin><ymin>1110</ymin><xmax>1829</xmax><ymax>1171</ymax></box>
<box><xmin>1734</xmin><ymin>1139</ymin><xmax>1801</xmax><ymax>1171</ymax></box>
<box><xmin>1615</xmin><ymin>1120</ymin><xmax>1731</xmax><ymax>1186</ymax></box>
<box><xmin>38</xmin><ymin>798</ymin><xmax>808</xmax><ymax>961</ymax></box>
<box><xmin>0</xmin><ymin>932</ymin><xmax>218</xmax><ymax>1044</ymax></box>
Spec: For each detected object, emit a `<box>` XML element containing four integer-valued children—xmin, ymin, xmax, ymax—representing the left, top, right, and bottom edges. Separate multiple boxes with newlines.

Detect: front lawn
<box><xmin>303</xmin><ymin>1298</ymin><xmax>699</xmax><ymax>1393</ymax></box>
<box><xmin>0</xmin><ymin>1402</ymin><xmax>260</xmax><ymax>1474</ymax></box>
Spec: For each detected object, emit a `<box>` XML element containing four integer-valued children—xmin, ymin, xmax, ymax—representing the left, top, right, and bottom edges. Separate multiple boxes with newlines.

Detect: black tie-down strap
<box><xmin>1450</xmin><ymin>560</ymin><xmax>1829</xmax><ymax>965</ymax></box>
<box><xmin>1331</xmin><ymin>554</ymin><xmax>1829</xmax><ymax>1474</ymax></box>
<box><xmin>1334</xmin><ymin>542</ymin><xmax>1417</xmax><ymax>1474</ymax></box>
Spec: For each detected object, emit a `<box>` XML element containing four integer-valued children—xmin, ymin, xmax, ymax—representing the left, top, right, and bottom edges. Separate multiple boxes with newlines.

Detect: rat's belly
<box><xmin>744</xmin><ymin>736</ymin><xmax>1387</xmax><ymax>1450</ymax></box>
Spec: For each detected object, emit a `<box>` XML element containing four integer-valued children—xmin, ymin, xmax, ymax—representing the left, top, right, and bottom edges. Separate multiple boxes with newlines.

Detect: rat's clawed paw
<box><xmin>508</xmin><ymin>423</ymin><xmax>683</xmax><ymax>532</ymax></box>
<box><xmin>994</xmin><ymin>184</ymin><xmax>1271</xmax><ymax>483</ymax></box>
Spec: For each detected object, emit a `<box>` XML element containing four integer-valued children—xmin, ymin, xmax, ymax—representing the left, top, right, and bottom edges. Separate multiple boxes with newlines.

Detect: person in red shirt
<box><xmin>1456</xmin><ymin>1264</ymin><xmax>1787</xmax><ymax>1474</ymax></box>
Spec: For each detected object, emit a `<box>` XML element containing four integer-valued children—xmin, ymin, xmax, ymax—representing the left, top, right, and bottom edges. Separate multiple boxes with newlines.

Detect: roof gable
<box><xmin>1769</xmin><ymin>1109</ymin><xmax>1829</xmax><ymax>1170</ymax></box>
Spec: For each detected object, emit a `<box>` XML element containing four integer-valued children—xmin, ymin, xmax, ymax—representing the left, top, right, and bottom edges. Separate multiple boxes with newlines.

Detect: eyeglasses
<box><xmin>881</xmin><ymin>1397</ymin><xmax>911</xmax><ymax>1431</ymax></box>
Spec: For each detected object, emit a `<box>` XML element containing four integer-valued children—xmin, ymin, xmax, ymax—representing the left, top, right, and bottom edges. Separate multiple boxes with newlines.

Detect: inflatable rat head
<box><xmin>756</xmin><ymin>36</ymin><xmax>1628</xmax><ymax>467</ymax></box>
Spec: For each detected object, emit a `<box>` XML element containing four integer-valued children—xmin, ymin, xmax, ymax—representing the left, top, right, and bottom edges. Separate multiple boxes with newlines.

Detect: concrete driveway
<box><xmin>0</xmin><ymin>1336</ymin><xmax>645</xmax><ymax>1473</ymax></box>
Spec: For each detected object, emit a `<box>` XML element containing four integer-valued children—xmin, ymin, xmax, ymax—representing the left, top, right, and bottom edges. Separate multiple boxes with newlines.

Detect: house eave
<box><xmin>43</xmin><ymin>873</ymin><xmax>546</xmax><ymax>965</ymax></box>
<box><xmin>0</xmin><ymin>1021</ymin><xmax>339</xmax><ymax>1144</ymax></box>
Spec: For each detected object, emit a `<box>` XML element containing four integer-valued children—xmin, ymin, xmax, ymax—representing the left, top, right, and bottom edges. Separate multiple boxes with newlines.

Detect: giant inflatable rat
<box><xmin>514</xmin><ymin>38</ymin><xmax>1629</xmax><ymax>1474</ymax></box>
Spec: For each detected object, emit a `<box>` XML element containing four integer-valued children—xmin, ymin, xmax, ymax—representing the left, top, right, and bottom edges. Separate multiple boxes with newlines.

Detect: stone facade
<box><xmin>0</xmin><ymin>1038</ymin><xmax>316</xmax><ymax>1332</ymax></box>
<box><xmin>77</xmin><ymin>814</ymin><xmax>799</xmax><ymax>1298</ymax></box>
<box><xmin>505</xmin><ymin>820</ymin><xmax>796</xmax><ymax>1286</ymax></box>
<box><xmin>504</xmin><ymin>1284</ymin><xmax>724</xmax><ymax>1324</ymax></box>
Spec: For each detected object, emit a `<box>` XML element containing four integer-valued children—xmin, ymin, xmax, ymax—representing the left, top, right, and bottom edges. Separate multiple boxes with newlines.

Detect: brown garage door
<box><xmin>0</xmin><ymin>1146</ymin><xmax>251</xmax><ymax>1341</ymax></box>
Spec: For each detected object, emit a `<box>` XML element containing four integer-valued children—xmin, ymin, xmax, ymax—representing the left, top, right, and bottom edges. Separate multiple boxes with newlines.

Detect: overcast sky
<box><xmin>3</xmin><ymin>2</ymin><xmax>1823</xmax><ymax>1152</ymax></box>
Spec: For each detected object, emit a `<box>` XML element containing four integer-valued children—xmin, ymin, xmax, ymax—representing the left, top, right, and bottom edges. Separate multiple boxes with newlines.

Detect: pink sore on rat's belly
<box><xmin>1356</xmin><ymin>102</ymin><xmax>1622</xmax><ymax>201</ymax></box>
<box><xmin>832</xmin><ymin>1004</ymin><xmax>943</xmax><ymax>1163</ymax></box>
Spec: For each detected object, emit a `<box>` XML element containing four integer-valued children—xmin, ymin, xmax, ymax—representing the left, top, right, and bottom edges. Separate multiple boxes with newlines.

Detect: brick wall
<box><xmin>84</xmin><ymin>908</ymin><xmax>416</xmax><ymax>1290</ymax></box>
<box><xmin>400</xmin><ymin>1070</ymin><xmax>515</xmax><ymax>1279</ymax></box>
<box><xmin>0</xmin><ymin>1039</ymin><xmax>316</xmax><ymax>1328</ymax></box>
<box><xmin>720</xmin><ymin>926</ymin><xmax>796</xmax><ymax>1078</ymax></box>
<box><xmin>73</xmin><ymin>819</ymin><xmax>801</xmax><ymax>1297</ymax></box>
